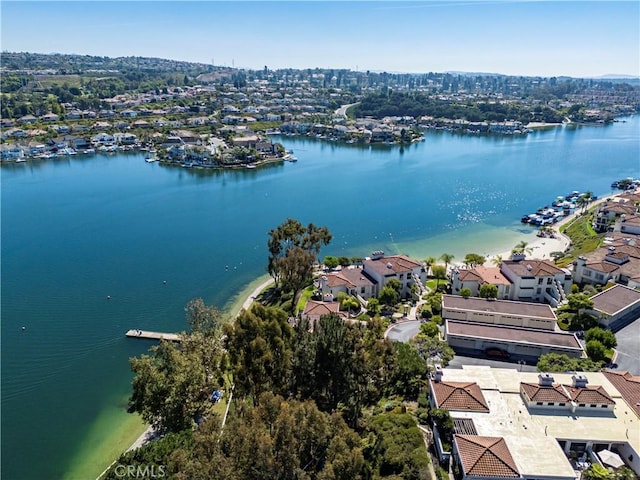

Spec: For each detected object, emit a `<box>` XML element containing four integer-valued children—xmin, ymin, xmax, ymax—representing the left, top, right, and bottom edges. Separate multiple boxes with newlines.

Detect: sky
<box><xmin>1</xmin><ymin>1</ymin><xmax>639</xmax><ymax>78</ymax></box>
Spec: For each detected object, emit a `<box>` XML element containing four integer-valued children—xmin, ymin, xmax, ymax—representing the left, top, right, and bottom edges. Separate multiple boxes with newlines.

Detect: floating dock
<box><xmin>125</xmin><ymin>329</ymin><xmax>181</xmax><ymax>342</ymax></box>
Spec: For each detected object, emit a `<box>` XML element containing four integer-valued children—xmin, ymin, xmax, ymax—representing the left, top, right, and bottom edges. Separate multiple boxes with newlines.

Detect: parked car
<box><xmin>484</xmin><ymin>347</ymin><xmax>510</xmax><ymax>359</ymax></box>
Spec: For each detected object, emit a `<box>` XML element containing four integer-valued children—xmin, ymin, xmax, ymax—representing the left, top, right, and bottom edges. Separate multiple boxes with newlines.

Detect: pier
<box><xmin>125</xmin><ymin>329</ymin><xmax>181</xmax><ymax>342</ymax></box>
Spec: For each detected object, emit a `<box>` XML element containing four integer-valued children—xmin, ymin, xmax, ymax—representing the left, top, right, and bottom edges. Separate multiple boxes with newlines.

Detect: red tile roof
<box><xmin>520</xmin><ymin>383</ymin><xmax>571</xmax><ymax>403</ymax></box>
<box><xmin>363</xmin><ymin>254</ymin><xmax>422</xmax><ymax>276</ymax></box>
<box><xmin>430</xmin><ymin>380</ymin><xmax>490</xmax><ymax>412</ymax></box>
<box><xmin>454</xmin><ymin>435</ymin><xmax>520</xmax><ymax>478</ymax></box>
<box><xmin>603</xmin><ymin>370</ymin><xmax>640</xmax><ymax>417</ymax></box>
<box><xmin>565</xmin><ymin>385</ymin><xmax>615</xmax><ymax>405</ymax></box>
<box><xmin>502</xmin><ymin>259</ymin><xmax>564</xmax><ymax>277</ymax></box>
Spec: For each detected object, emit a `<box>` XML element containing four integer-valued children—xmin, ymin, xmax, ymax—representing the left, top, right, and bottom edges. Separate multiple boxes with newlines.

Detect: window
<box><xmin>559</xmin><ymin>403</ymin><xmax>566</xmax><ymax>406</ymax></box>
<box><xmin>360</xmin><ymin>287</ymin><xmax>365</xmax><ymax>294</ymax></box>
<box><xmin>584</xmin><ymin>270</ymin><xmax>592</xmax><ymax>278</ymax></box>
<box><xmin>538</xmin><ymin>278</ymin><xmax>543</xmax><ymax>284</ymax></box>
<box><xmin>536</xmin><ymin>402</ymin><xmax>543</xmax><ymax>405</ymax></box>
<box><xmin>399</xmin><ymin>274</ymin><xmax>404</xmax><ymax>280</ymax></box>
<box><xmin>536</xmin><ymin>288</ymin><xmax>541</xmax><ymax>294</ymax></box>
<box><xmin>601</xmin><ymin>405</ymin><xmax>608</xmax><ymax>408</ymax></box>
<box><xmin>595</xmin><ymin>273</ymin><xmax>604</xmax><ymax>281</ymax></box>
<box><xmin>590</xmin><ymin>404</ymin><xmax>597</xmax><ymax>408</ymax></box>
<box><xmin>579</xmin><ymin>403</ymin><xmax>586</xmax><ymax>407</ymax></box>
<box><xmin>547</xmin><ymin>402</ymin><xmax>554</xmax><ymax>406</ymax></box>
<box><xmin>547</xmin><ymin>278</ymin><xmax>553</xmax><ymax>284</ymax></box>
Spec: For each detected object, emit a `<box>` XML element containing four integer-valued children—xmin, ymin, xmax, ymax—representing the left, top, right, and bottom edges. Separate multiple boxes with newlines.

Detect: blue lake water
<box><xmin>2</xmin><ymin>117</ymin><xmax>639</xmax><ymax>479</ymax></box>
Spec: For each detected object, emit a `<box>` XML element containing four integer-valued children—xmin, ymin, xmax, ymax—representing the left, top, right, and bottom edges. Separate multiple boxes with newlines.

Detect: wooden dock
<box><xmin>125</xmin><ymin>329</ymin><xmax>181</xmax><ymax>342</ymax></box>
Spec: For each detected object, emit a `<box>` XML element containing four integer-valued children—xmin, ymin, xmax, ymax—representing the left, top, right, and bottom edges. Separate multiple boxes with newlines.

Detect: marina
<box><xmin>520</xmin><ymin>191</ymin><xmax>596</xmax><ymax>226</ymax></box>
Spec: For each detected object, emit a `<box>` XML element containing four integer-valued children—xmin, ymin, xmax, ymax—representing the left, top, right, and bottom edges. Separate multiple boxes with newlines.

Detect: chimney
<box><xmin>538</xmin><ymin>373</ymin><xmax>555</xmax><ymax>387</ymax></box>
<box><xmin>433</xmin><ymin>364</ymin><xmax>443</xmax><ymax>382</ymax></box>
<box><xmin>572</xmin><ymin>374</ymin><xmax>588</xmax><ymax>388</ymax></box>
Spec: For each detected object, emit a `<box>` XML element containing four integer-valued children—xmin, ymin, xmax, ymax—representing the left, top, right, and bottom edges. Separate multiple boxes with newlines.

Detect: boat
<box><xmin>83</xmin><ymin>148</ymin><xmax>96</xmax><ymax>154</ymax></box>
<box><xmin>245</xmin><ymin>164</ymin><xmax>256</xmax><ymax>169</ymax></box>
<box><xmin>145</xmin><ymin>157</ymin><xmax>156</xmax><ymax>163</ymax></box>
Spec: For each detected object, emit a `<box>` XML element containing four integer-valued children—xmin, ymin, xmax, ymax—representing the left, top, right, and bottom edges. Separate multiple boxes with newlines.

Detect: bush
<box><xmin>417</xmin><ymin>392</ymin><xmax>429</xmax><ymax>409</ymax></box>
<box><xmin>585</xmin><ymin>340</ymin><xmax>608</xmax><ymax>363</ymax></box>
<box><xmin>585</xmin><ymin>327</ymin><xmax>617</xmax><ymax>349</ymax></box>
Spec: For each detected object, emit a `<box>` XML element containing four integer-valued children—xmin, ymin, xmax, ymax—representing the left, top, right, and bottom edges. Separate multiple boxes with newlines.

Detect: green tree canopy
<box><xmin>267</xmin><ymin>218</ymin><xmax>332</xmax><ymax>301</ymax></box>
<box><xmin>585</xmin><ymin>327</ymin><xmax>617</xmax><ymax>349</ymax></box>
<box><xmin>323</xmin><ymin>255</ymin><xmax>339</xmax><ymax>269</ymax></box>
<box><xmin>479</xmin><ymin>284</ymin><xmax>498</xmax><ymax>299</ymax></box>
<box><xmin>460</xmin><ymin>287</ymin><xmax>472</xmax><ymax>298</ymax></box>
<box><xmin>224</xmin><ymin>303</ymin><xmax>294</xmax><ymax>400</ymax></box>
<box><xmin>536</xmin><ymin>353</ymin><xmax>602</xmax><ymax>372</ymax></box>
<box><xmin>463</xmin><ymin>253</ymin><xmax>486</xmax><ymax>267</ymax></box>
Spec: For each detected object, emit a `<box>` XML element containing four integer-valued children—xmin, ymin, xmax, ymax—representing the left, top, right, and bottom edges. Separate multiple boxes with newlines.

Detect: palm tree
<box><xmin>439</xmin><ymin>253</ymin><xmax>455</xmax><ymax>275</ymax></box>
<box><xmin>424</xmin><ymin>256</ymin><xmax>437</xmax><ymax>276</ymax></box>
<box><xmin>492</xmin><ymin>255</ymin><xmax>503</xmax><ymax>267</ymax></box>
<box><xmin>511</xmin><ymin>240</ymin><xmax>533</xmax><ymax>257</ymax></box>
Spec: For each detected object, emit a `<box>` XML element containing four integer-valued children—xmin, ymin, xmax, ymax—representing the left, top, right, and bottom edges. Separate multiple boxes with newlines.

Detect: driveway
<box><xmin>613</xmin><ymin>317</ymin><xmax>640</xmax><ymax>375</ymax></box>
<box><xmin>386</xmin><ymin>320</ymin><xmax>421</xmax><ymax>342</ymax></box>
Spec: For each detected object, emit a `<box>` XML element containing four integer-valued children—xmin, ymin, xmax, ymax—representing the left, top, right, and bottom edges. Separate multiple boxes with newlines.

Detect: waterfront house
<box><xmin>91</xmin><ymin>132</ymin><xmax>115</xmax><ymax>146</ymax></box>
<box><xmin>500</xmin><ymin>256</ymin><xmax>571</xmax><ymax>306</ymax></box>
<box><xmin>0</xmin><ymin>144</ymin><xmax>25</xmax><ymax>161</ymax></box>
<box><xmin>451</xmin><ymin>256</ymin><xmax>570</xmax><ymax>306</ymax></box>
<box><xmin>361</xmin><ymin>252</ymin><xmax>426</xmax><ymax>298</ymax></box>
<box><xmin>318</xmin><ymin>267</ymin><xmax>376</xmax><ymax>301</ymax></box>
<box><xmin>573</xmin><ymin>236</ymin><xmax>640</xmax><ymax>287</ymax></box>
<box><xmin>451</xmin><ymin>266</ymin><xmax>511</xmax><ymax>299</ymax></box>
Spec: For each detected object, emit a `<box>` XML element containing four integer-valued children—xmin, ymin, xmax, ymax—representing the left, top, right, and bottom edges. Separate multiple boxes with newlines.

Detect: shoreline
<box><xmin>95</xmin><ymin>192</ymin><xmax>622</xmax><ymax>479</ymax></box>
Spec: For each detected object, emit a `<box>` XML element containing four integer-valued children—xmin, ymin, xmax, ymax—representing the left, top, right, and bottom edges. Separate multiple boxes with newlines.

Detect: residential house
<box><xmin>500</xmin><ymin>256</ymin><xmax>571</xmax><ymax>306</ymax></box>
<box><xmin>318</xmin><ymin>267</ymin><xmax>376</xmax><ymax>301</ymax></box>
<box><xmin>0</xmin><ymin>144</ymin><xmax>25</xmax><ymax>161</ymax></box>
<box><xmin>429</xmin><ymin>366</ymin><xmax>640</xmax><ymax>478</ymax></box>
<box><xmin>40</xmin><ymin>112</ymin><xmax>60</xmax><ymax>122</ymax></box>
<box><xmin>450</xmin><ymin>265</ymin><xmax>511</xmax><ymax>299</ymax></box>
<box><xmin>18</xmin><ymin>115</ymin><xmax>37</xmax><ymax>124</ymax></box>
<box><xmin>584</xmin><ymin>284</ymin><xmax>640</xmax><ymax>329</ymax></box>
<box><xmin>573</xmin><ymin>236</ymin><xmax>640</xmax><ymax>287</ymax></box>
<box><xmin>301</xmin><ymin>300</ymin><xmax>348</xmax><ymax>325</ymax></box>
<box><xmin>121</xmin><ymin>109</ymin><xmax>138</xmax><ymax>118</ymax></box>
<box><xmin>91</xmin><ymin>133</ymin><xmax>115</xmax><ymax>146</ymax></box>
<box><xmin>361</xmin><ymin>252</ymin><xmax>426</xmax><ymax>298</ymax></box>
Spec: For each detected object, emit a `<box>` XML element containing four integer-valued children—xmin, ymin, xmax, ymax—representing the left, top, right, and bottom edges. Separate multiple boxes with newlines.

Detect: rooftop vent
<box><xmin>386</xmin><ymin>262</ymin><xmax>393</xmax><ymax>269</ymax></box>
<box><xmin>538</xmin><ymin>373</ymin><xmax>555</xmax><ymax>387</ymax></box>
<box><xmin>526</xmin><ymin>264</ymin><xmax>532</xmax><ymax>271</ymax></box>
<box><xmin>434</xmin><ymin>364</ymin><xmax>443</xmax><ymax>382</ymax></box>
<box><xmin>572</xmin><ymin>374</ymin><xmax>588</xmax><ymax>388</ymax></box>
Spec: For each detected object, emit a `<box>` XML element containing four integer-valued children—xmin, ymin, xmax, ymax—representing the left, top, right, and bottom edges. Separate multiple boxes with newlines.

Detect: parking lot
<box><xmin>613</xmin><ymin>317</ymin><xmax>640</xmax><ymax>375</ymax></box>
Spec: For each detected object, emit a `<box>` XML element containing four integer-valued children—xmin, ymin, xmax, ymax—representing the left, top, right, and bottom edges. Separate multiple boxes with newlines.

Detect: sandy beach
<box><xmin>480</xmin><ymin>193</ymin><xmax>616</xmax><ymax>267</ymax></box>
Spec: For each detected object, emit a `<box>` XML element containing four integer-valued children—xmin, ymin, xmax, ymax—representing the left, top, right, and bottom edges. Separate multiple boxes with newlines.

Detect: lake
<box><xmin>2</xmin><ymin>116</ymin><xmax>639</xmax><ymax>479</ymax></box>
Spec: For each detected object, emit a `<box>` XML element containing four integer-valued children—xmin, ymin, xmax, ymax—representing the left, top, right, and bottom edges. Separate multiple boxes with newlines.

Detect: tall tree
<box><xmin>267</xmin><ymin>218</ymin><xmax>332</xmax><ymax>309</ymax></box>
<box><xmin>128</xmin><ymin>301</ymin><xmax>226</xmax><ymax>433</ymax></box>
<box><xmin>432</xmin><ymin>264</ymin><xmax>447</xmax><ymax>291</ymax></box>
<box><xmin>463</xmin><ymin>253</ymin><xmax>486</xmax><ymax>267</ymax></box>
<box><xmin>224</xmin><ymin>303</ymin><xmax>294</xmax><ymax>400</ymax></box>
<box><xmin>439</xmin><ymin>253</ymin><xmax>455</xmax><ymax>273</ymax></box>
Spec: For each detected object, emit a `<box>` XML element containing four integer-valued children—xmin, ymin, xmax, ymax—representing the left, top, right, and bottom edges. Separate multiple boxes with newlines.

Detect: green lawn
<box><xmin>295</xmin><ymin>285</ymin><xmax>316</xmax><ymax>314</ymax></box>
<box><xmin>557</xmin><ymin>212</ymin><xmax>603</xmax><ymax>267</ymax></box>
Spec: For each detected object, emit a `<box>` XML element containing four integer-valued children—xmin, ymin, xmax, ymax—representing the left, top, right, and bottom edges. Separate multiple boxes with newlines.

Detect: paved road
<box><xmin>334</xmin><ymin>102</ymin><xmax>359</xmax><ymax>118</ymax></box>
<box><xmin>386</xmin><ymin>320</ymin><xmax>421</xmax><ymax>342</ymax></box>
<box><xmin>613</xmin><ymin>318</ymin><xmax>640</xmax><ymax>374</ymax></box>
